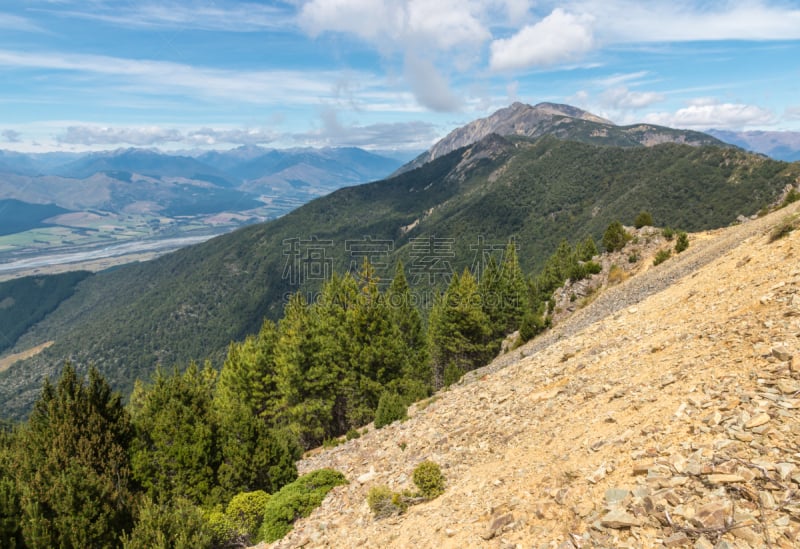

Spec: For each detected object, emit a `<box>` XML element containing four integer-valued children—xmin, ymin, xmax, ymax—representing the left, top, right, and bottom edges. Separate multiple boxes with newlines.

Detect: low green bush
<box><xmin>780</xmin><ymin>188</ymin><xmax>800</xmax><ymax>208</ymax></box>
<box><xmin>257</xmin><ymin>469</ymin><xmax>347</xmax><ymax>543</ymax></box>
<box><xmin>602</xmin><ymin>221</ymin><xmax>631</xmax><ymax>252</ymax></box>
<box><xmin>374</xmin><ymin>392</ymin><xmax>407</xmax><ymax>429</ymax></box>
<box><xmin>205</xmin><ymin>508</ymin><xmax>237</xmax><ymax>548</ymax></box>
<box><xmin>634</xmin><ymin>211</ymin><xmax>653</xmax><ymax>228</ymax></box>
<box><xmin>226</xmin><ymin>490</ymin><xmax>270</xmax><ymax>542</ymax></box>
<box><xmin>122</xmin><ymin>497</ymin><xmax>213</xmax><ymax>549</ymax></box>
<box><xmin>769</xmin><ymin>214</ymin><xmax>800</xmax><ymax>242</ymax></box>
<box><xmin>412</xmin><ymin>461</ymin><xmax>445</xmax><ymax>499</ymax></box>
<box><xmin>367</xmin><ymin>486</ymin><xmax>407</xmax><ymax>518</ymax></box>
<box><xmin>674</xmin><ymin>232</ymin><xmax>689</xmax><ymax>253</ymax></box>
<box><xmin>653</xmin><ymin>248</ymin><xmax>672</xmax><ymax>266</ymax></box>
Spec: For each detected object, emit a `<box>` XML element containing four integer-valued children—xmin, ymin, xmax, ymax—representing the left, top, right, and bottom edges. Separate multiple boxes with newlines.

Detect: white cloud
<box><xmin>33</xmin><ymin>1</ymin><xmax>291</xmax><ymax>32</ymax></box>
<box><xmin>405</xmin><ymin>1</ymin><xmax>491</xmax><ymax>50</ymax></box>
<box><xmin>600</xmin><ymin>86</ymin><xmax>665</xmax><ymax>110</ymax></box>
<box><xmin>2</xmin><ymin>129</ymin><xmax>22</xmax><ymax>143</ymax></box>
<box><xmin>786</xmin><ymin>106</ymin><xmax>800</xmax><ymax>121</ymax></box>
<box><xmin>0</xmin><ymin>49</ymin><xmax>358</xmax><ymax>105</ymax></box>
<box><xmin>574</xmin><ymin>0</ymin><xmax>800</xmax><ymax>43</ymax></box>
<box><xmin>185</xmin><ymin>128</ymin><xmax>280</xmax><ymax>146</ymax></box>
<box><xmin>404</xmin><ymin>54</ymin><xmax>462</xmax><ymax>112</ymax></box>
<box><xmin>56</xmin><ymin>126</ymin><xmax>183</xmax><ymax>146</ymax></box>
<box><xmin>54</xmin><ymin>125</ymin><xmax>282</xmax><ymax>147</ymax></box>
<box><xmin>300</xmin><ymin>0</ymin><xmax>490</xmax><ymax>51</ymax></box>
<box><xmin>299</xmin><ymin>0</ymin><xmax>496</xmax><ymax>111</ymax></box>
<box><xmin>498</xmin><ymin>0</ymin><xmax>531</xmax><ymax>22</ymax></box>
<box><xmin>594</xmin><ymin>71</ymin><xmax>650</xmax><ymax>88</ymax></box>
<box><xmin>294</xmin><ymin>108</ymin><xmax>438</xmax><ymax>150</ymax></box>
<box><xmin>643</xmin><ymin>101</ymin><xmax>776</xmax><ymax>130</ymax></box>
<box><xmin>489</xmin><ymin>8</ymin><xmax>594</xmax><ymax>71</ymax></box>
<box><xmin>0</xmin><ymin>13</ymin><xmax>43</xmax><ymax>32</ymax></box>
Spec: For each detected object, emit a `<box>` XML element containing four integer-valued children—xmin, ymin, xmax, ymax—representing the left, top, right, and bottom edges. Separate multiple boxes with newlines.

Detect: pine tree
<box><xmin>215</xmin><ymin>319</ymin><xmax>281</xmax><ymax>421</ymax></box>
<box><xmin>497</xmin><ymin>241</ymin><xmax>527</xmax><ymax>336</ymax></box>
<box><xmin>0</xmin><ymin>424</ymin><xmax>22</xmax><ymax>548</ymax></box>
<box><xmin>215</xmin><ymin>401</ymin><xmax>298</xmax><ymax>498</ymax></box>
<box><xmin>428</xmin><ymin>270</ymin><xmax>493</xmax><ymax>388</ymax></box>
<box><xmin>386</xmin><ymin>261</ymin><xmax>431</xmax><ymax>396</ymax></box>
<box><xmin>274</xmin><ymin>291</ymin><xmax>337</xmax><ymax>448</ymax></box>
<box><xmin>15</xmin><ymin>364</ymin><xmax>135</xmax><ymax>548</ymax></box>
<box><xmin>129</xmin><ymin>362</ymin><xmax>219</xmax><ymax>505</ymax></box>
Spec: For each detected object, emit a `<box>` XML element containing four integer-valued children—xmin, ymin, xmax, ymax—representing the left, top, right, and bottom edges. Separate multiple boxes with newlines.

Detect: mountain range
<box><xmin>1</xmin><ymin>102</ymin><xmax>799</xmax><ymax>418</ymax></box>
<box><xmin>0</xmin><ymin>146</ymin><xmax>405</xmax><ymax>275</ymax></box>
<box><xmin>707</xmin><ymin>129</ymin><xmax>800</xmax><ymax>161</ymax></box>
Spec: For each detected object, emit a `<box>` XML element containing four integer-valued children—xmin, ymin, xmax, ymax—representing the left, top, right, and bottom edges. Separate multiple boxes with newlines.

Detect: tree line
<box><xmin>0</xmin><ymin>235</ymin><xmax>604</xmax><ymax>548</ymax></box>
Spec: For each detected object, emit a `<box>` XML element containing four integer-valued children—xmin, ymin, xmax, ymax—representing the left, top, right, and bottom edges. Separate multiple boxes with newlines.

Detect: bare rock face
<box><xmin>265</xmin><ymin>201</ymin><xmax>800</xmax><ymax>549</ymax></box>
<box><xmin>396</xmin><ymin>101</ymin><xmax>723</xmax><ymax>175</ymax></box>
<box><xmin>400</xmin><ymin>102</ymin><xmax>612</xmax><ymax>173</ymax></box>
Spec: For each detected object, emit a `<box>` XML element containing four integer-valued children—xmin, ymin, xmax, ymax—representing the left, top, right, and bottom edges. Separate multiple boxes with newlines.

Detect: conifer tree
<box><xmin>129</xmin><ymin>362</ymin><xmax>219</xmax><ymax>505</ymax></box>
<box><xmin>342</xmin><ymin>259</ymin><xmax>409</xmax><ymax>425</ymax></box>
<box><xmin>0</xmin><ymin>424</ymin><xmax>22</xmax><ymax>548</ymax></box>
<box><xmin>494</xmin><ymin>241</ymin><xmax>527</xmax><ymax>337</ymax></box>
<box><xmin>428</xmin><ymin>270</ymin><xmax>493</xmax><ymax>388</ymax></box>
<box><xmin>386</xmin><ymin>261</ymin><xmax>431</xmax><ymax>395</ymax></box>
<box><xmin>274</xmin><ymin>291</ymin><xmax>336</xmax><ymax>447</ymax></box>
<box><xmin>215</xmin><ymin>319</ymin><xmax>280</xmax><ymax>421</ymax></box>
<box><xmin>16</xmin><ymin>364</ymin><xmax>135</xmax><ymax>548</ymax></box>
<box><xmin>215</xmin><ymin>401</ymin><xmax>298</xmax><ymax>499</ymax></box>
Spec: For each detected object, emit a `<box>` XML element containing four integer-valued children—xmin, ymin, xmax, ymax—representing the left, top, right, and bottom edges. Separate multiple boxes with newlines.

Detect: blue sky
<box><xmin>1</xmin><ymin>0</ymin><xmax>799</xmax><ymax>153</ymax></box>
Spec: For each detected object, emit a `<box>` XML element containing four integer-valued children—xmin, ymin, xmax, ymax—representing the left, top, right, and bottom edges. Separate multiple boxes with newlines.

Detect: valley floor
<box><xmin>262</xmin><ymin>201</ymin><xmax>800</xmax><ymax>548</ymax></box>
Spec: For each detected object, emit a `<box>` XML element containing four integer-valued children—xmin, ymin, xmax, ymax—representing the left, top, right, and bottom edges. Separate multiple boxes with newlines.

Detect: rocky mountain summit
<box><xmin>399</xmin><ymin>102</ymin><xmax>723</xmax><ymax>173</ymax></box>
<box><xmin>259</xmin><ymin>201</ymin><xmax>800</xmax><ymax>548</ymax></box>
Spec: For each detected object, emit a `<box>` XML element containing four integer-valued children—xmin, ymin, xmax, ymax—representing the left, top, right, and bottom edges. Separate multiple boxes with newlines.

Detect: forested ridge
<box><xmin>2</xmin><ymin>135</ymin><xmax>797</xmax><ymax>419</ymax></box>
<box><xmin>0</xmin><ymin>229</ymin><xmax>610</xmax><ymax>547</ymax></box>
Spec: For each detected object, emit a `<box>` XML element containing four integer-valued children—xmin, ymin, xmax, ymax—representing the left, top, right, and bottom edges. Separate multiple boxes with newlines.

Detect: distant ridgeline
<box><xmin>1</xmin><ymin>132</ymin><xmax>799</xmax><ymax>419</ymax></box>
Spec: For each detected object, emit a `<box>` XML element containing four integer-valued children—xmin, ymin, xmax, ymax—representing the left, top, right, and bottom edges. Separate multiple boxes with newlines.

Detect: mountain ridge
<box><xmin>398</xmin><ymin>102</ymin><xmax>725</xmax><ymax>173</ymax></box>
<box><xmin>1</xmin><ymin>131</ymin><xmax>798</xmax><ymax>418</ymax></box>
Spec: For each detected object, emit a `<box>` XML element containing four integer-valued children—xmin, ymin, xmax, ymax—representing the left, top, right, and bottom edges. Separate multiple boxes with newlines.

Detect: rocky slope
<box><xmin>399</xmin><ymin>102</ymin><xmax>723</xmax><ymax>173</ymax></box>
<box><xmin>261</xmin><ymin>201</ymin><xmax>800</xmax><ymax>548</ymax></box>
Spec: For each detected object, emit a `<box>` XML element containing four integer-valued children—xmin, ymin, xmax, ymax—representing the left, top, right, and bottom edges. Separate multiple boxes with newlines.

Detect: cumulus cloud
<box><xmin>299</xmin><ymin>0</ymin><xmax>496</xmax><ymax>111</ymax></box>
<box><xmin>489</xmin><ymin>8</ymin><xmax>594</xmax><ymax>71</ymax></box>
<box><xmin>185</xmin><ymin>128</ymin><xmax>279</xmax><ymax>146</ymax></box>
<box><xmin>55</xmin><ymin>126</ymin><xmax>279</xmax><ymax>147</ymax></box>
<box><xmin>300</xmin><ymin>0</ymin><xmax>490</xmax><ymax>52</ymax></box>
<box><xmin>56</xmin><ymin>126</ymin><xmax>183</xmax><ymax>146</ymax></box>
<box><xmin>600</xmin><ymin>86</ymin><xmax>665</xmax><ymax>110</ymax></box>
<box><xmin>643</xmin><ymin>101</ymin><xmax>776</xmax><ymax>130</ymax></box>
<box><xmin>2</xmin><ymin>129</ymin><xmax>22</xmax><ymax>143</ymax></box>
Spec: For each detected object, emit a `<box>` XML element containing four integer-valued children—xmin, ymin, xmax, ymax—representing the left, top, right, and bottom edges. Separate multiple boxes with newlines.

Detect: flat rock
<box><xmin>691</xmin><ymin>501</ymin><xmax>730</xmax><ymax>530</ymax></box>
<box><xmin>706</xmin><ymin>473</ymin><xmax>745</xmax><ymax>484</ymax></box>
<box><xmin>744</xmin><ymin>413</ymin><xmax>771</xmax><ymax>429</ymax></box>
<box><xmin>482</xmin><ymin>512</ymin><xmax>514</xmax><ymax>540</ymax></box>
<box><xmin>773</xmin><ymin>346</ymin><xmax>792</xmax><ymax>362</ymax></box>
<box><xmin>600</xmin><ymin>509</ymin><xmax>640</xmax><ymax>529</ymax></box>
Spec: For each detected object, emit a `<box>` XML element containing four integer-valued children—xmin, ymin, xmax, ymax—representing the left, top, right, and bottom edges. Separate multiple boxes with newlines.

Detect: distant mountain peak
<box><xmin>397</xmin><ymin>101</ymin><xmax>721</xmax><ymax>174</ymax></box>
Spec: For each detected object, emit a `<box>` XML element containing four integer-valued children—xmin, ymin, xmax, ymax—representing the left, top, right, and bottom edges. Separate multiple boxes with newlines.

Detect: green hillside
<box><xmin>1</xmin><ymin>135</ymin><xmax>797</xmax><ymax>418</ymax></box>
<box><xmin>0</xmin><ymin>271</ymin><xmax>91</xmax><ymax>354</ymax></box>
